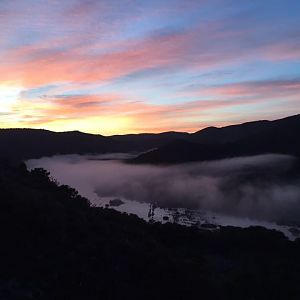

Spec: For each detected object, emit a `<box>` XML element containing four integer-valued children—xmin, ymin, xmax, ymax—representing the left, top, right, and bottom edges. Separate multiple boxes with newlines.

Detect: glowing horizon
<box><xmin>0</xmin><ymin>0</ymin><xmax>300</xmax><ymax>135</ymax></box>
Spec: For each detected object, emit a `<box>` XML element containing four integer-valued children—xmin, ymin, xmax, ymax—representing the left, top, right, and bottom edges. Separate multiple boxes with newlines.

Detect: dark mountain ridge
<box><xmin>191</xmin><ymin>120</ymin><xmax>271</xmax><ymax>144</ymax></box>
<box><xmin>111</xmin><ymin>131</ymin><xmax>189</xmax><ymax>151</ymax></box>
<box><xmin>133</xmin><ymin>114</ymin><xmax>300</xmax><ymax>164</ymax></box>
<box><xmin>0</xmin><ymin>128</ymin><xmax>120</xmax><ymax>160</ymax></box>
<box><xmin>1</xmin><ymin>114</ymin><xmax>299</xmax><ymax>162</ymax></box>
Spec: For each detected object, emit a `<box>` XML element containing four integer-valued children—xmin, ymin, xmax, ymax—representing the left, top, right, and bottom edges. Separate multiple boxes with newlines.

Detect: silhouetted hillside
<box><xmin>190</xmin><ymin>120</ymin><xmax>270</xmax><ymax>144</ymax></box>
<box><xmin>1</xmin><ymin>114</ymin><xmax>300</xmax><ymax>162</ymax></box>
<box><xmin>0</xmin><ymin>129</ymin><xmax>189</xmax><ymax>160</ymax></box>
<box><xmin>131</xmin><ymin>140</ymin><xmax>230</xmax><ymax>164</ymax></box>
<box><xmin>1</xmin><ymin>161</ymin><xmax>300</xmax><ymax>299</ymax></box>
<box><xmin>0</xmin><ymin>129</ymin><xmax>120</xmax><ymax>160</ymax></box>
<box><xmin>133</xmin><ymin>114</ymin><xmax>300</xmax><ymax>164</ymax></box>
<box><xmin>111</xmin><ymin>131</ymin><xmax>189</xmax><ymax>151</ymax></box>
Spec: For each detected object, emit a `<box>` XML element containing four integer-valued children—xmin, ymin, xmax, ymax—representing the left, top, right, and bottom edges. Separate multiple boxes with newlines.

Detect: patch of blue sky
<box><xmin>222</xmin><ymin>98</ymin><xmax>297</xmax><ymax>122</ymax></box>
<box><xmin>92</xmin><ymin>67</ymin><xmax>196</xmax><ymax>103</ymax></box>
<box><xmin>251</xmin><ymin>0</ymin><xmax>300</xmax><ymax>21</ymax></box>
<box><xmin>183</xmin><ymin>60</ymin><xmax>300</xmax><ymax>90</ymax></box>
<box><xmin>220</xmin><ymin>60</ymin><xmax>300</xmax><ymax>84</ymax></box>
<box><xmin>21</xmin><ymin>84</ymin><xmax>63</xmax><ymax>99</ymax></box>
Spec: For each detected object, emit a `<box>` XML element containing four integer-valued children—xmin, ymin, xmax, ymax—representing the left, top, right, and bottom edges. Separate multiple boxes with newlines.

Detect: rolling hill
<box><xmin>133</xmin><ymin>114</ymin><xmax>300</xmax><ymax>164</ymax></box>
<box><xmin>1</xmin><ymin>114</ymin><xmax>299</xmax><ymax>162</ymax></box>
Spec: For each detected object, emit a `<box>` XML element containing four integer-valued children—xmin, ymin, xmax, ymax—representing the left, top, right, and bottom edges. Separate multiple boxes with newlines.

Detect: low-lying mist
<box><xmin>27</xmin><ymin>153</ymin><xmax>300</xmax><ymax>226</ymax></box>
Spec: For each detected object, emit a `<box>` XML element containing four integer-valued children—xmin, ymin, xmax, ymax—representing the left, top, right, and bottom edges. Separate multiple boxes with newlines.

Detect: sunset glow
<box><xmin>0</xmin><ymin>0</ymin><xmax>299</xmax><ymax>134</ymax></box>
<box><xmin>0</xmin><ymin>82</ymin><xmax>23</xmax><ymax>113</ymax></box>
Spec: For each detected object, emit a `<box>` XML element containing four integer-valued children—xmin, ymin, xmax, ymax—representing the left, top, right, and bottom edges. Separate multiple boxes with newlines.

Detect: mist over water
<box><xmin>27</xmin><ymin>153</ymin><xmax>300</xmax><ymax>226</ymax></box>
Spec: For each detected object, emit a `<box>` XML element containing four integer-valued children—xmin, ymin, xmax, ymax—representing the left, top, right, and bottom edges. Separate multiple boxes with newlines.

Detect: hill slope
<box><xmin>111</xmin><ymin>131</ymin><xmax>189</xmax><ymax>151</ymax></box>
<box><xmin>1</xmin><ymin>114</ymin><xmax>300</xmax><ymax>162</ymax></box>
<box><xmin>133</xmin><ymin>114</ymin><xmax>300</xmax><ymax>164</ymax></box>
<box><xmin>0</xmin><ymin>129</ymin><xmax>119</xmax><ymax>160</ymax></box>
<box><xmin>0</xmin><ymin>129</ymin><xmax>189</xmax><ymax>160</ymax></box>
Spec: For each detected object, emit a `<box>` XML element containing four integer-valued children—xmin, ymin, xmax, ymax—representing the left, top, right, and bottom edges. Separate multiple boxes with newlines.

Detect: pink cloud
<box><xmin>1</xmin><ymin>13</ymin><xmax>299</xmax><ymax>89</ymax></box>
<box><xmin>191</xmin><ymin>79</ymin><xmax>300</xmax><ymax>101</ymax></box>
<box><xmin>13</xmin><ymin>90</ymin><xmax>266</xmax><ymax>133</ymax></box>
<box><xmin>0</xmin><ymin>30</ymin><xmax>189</xmax><ymax>87</ymax></box>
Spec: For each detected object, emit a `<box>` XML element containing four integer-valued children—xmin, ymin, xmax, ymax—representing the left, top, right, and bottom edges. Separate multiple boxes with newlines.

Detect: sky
<box><xmin>0</xmin><ymin>0</ymin><xmax>300</xmax><ymax>135</ymax></box>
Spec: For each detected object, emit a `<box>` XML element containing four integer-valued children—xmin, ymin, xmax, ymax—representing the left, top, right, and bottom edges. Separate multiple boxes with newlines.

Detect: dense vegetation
<box><xmin>1</xmin><ymin>161</ymin><xmax>300</xmax><ymax>299</ymax></box>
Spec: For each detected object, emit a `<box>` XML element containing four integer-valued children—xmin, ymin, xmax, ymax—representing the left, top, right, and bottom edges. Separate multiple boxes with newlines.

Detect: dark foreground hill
<box><xmin>1</xmin><ymin>161</ymin><xmax>300</xmax><ymax>299</ymax></box>
<box><xmin>133</xmin><ymin>114</ymin><xmax>300</xmax><ymax>164</ymax></box>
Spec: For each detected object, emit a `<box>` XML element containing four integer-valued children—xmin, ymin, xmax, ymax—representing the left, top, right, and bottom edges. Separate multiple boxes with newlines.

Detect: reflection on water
<box><xmin>101</xmin><ymin>196</ymin><xmax>300</xmax><ymax>241</ymax></box>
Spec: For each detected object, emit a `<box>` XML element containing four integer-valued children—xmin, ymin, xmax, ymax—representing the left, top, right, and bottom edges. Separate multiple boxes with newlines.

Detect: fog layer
<box><xmin>27</xmin><ymin>154</ymin><xmax>300</xmax><ymax>225</ymax></box>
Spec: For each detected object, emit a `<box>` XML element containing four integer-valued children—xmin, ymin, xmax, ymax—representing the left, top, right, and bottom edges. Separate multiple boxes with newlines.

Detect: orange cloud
<box><xmin>6</xmin><ymin>90</ymin><xmax>266</xmax><ymax>134</ymax></box>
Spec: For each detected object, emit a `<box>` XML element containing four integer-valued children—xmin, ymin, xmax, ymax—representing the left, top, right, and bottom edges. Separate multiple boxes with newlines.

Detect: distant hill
<box><xmin>131</xmin><ymin>140</ymin><xmax>230</xmax><ymax>164</ymax></box>
<box><xmin>1</xmin><ymin>114</ymin><xmax>300</xmax><ymax>161</ymax></box>
<box><xmin>190</xmin><ymin>120</ymin><xmax>271</xmax><ymax>144</ymax></box>
<box><xmin>0</xmin><ymin>129</ymin><xmax>121</xmax><ymax>160</ymax></box>
<box><xmin>111</xmin><ymin>131</ymin><xmax>189</xmax><ymax>151</ymax></box>
<box><xmin>0</xmin><ymin>129</ymin><xmax>190</xmax><ymax>160</ymax></box>
<box><xmin>133</xmin><ymin>114</ymin><xmax>300</xmax><ymax>164</ymax></box>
